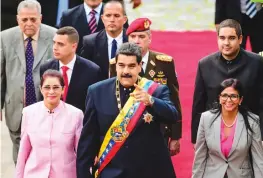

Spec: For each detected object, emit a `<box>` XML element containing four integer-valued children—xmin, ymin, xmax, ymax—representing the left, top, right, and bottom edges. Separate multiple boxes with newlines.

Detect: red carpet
<box><xmin>150</xmin><ymin>31</ymin><xmax>219</xmax><ymax>178</ymax></box>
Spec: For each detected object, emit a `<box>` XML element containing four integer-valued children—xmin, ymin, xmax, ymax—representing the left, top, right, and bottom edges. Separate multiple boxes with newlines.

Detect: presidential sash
<box><xmin>95</xmin><ymin>78</ymin><xmax>158</xmax><ymax>178</ymax></box>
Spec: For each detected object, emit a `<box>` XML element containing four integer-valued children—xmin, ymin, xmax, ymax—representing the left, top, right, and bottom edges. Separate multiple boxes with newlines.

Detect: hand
<box><xmin>169</xmin><ymin>140</ymin><xmax>180</xmax><ymax>156</ymax></box>
<box><xmin>130</xmin><ymin>84</ymin><xmax>152</xmax><ymax>106</ymax></box>
<box><xmin>130</xmin><ymin>0</ymin><xmax>142</xmax><ymax>9</ymax></box>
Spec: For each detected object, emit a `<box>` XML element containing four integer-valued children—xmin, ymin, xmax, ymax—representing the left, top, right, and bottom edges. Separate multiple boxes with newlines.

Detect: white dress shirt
<box><xmin>141</xmin><ymin>51</ymin><xmax>150</xmax><ymax>72</ymax></box>
<box><xmin>106</xmin><ymin>31</ymin><xmax>123</xmax><ymax>60</ymax></box>
<box><xmin>84</xmin><ymin>2</ymin><xmax>103</xmax><ymax>24</ymax></box>
<box><xmin>59</xmin><ymin>55</ymin><xmax>76</xmax><ymax>84</ymax></box>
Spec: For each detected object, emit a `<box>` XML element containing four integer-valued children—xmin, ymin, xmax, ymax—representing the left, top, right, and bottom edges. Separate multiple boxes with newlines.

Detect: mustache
<box><xmin>121</xmin><ymin>74</ymin><xmax>132</xmax><ymax>78</ymax></box>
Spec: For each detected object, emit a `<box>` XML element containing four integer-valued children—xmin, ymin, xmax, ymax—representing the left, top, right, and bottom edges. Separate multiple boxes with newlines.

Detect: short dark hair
<box><xmin>40</xmin><ymin>69</ymin><xmax>64</xmax><ymax>87</ymax></box>
<box><xmin>103</xmin><ymin>0</ymin><xmax>127</xmax><ymax>16</ymax></box>
<box><xmin>217</xmin><ymin>19</ymin><xmax>242</xmax><ymax>38</ymax></box>
<box><xmin>116</xmin><ymin>42</ymin><xmax>142</xmax><ymax>64</ymax></box>
<box><xmin>56</xmin><ymin>26</ymin><xmax>79</xmax><ymax>43</ymax></box>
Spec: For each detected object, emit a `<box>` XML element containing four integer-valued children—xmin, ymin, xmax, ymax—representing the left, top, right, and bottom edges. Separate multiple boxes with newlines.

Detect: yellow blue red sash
<box><xmin>95</xmin><ymin>78</ymin><xmax>158</xmax><ymax>178</ymax></box>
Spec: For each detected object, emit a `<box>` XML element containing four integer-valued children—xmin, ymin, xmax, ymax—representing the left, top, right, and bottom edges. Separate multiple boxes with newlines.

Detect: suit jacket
<box><xmin>192</xmin><ymin>111</ymin><xmax>263</xmax><ymax>178</ymax></box>
<box><xmin>40</xmin><ymin>55</ymin><xmax>101</xmax><ymax>112</ymax></box>
<box><xmin>38</xmin><ymin>0</ymin><xmax>83</xmax><ymax>27</ymax></box>
<box><xmin>16</xmin><ymin>101</ymin><xmax>83</xmax><ymax>178</ymax></box>
<box><xmin>77</xmin><ymin>77</ymin><xmax>178</xmax><ymax>178</ymax></box>
<box><xmin>1</xmin><ymin>24</ymin><xmax>57</xmax><ymax>132</ymax></box>
<box><xmin>109</xmin><ymin>50</ymin><xmax>182</xmax><ymax>140</ymax></box>
<box><xmin>59</xmin><ymin>4</ymin><xmax>105</xmax><ymax>54</ymax></box>
<box><xmin>215</xmin><ymin>0</ymin><xmax>263</xmax><ymax>24</ymax></box>
<box><xmin>191</xmin><ymin>49</ymin><xmax>263</xmax><ymax>143</ymax></box>
<box><xmin>81</xmin><ymin>29</ymin><xmax>128</xmax><ymax>79</ymax></box>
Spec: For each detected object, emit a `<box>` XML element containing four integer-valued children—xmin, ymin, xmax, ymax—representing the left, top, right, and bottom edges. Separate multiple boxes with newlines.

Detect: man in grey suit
<box><xmin>0</xmin><ymin>0</ymin><xmax>56</xmax><ymax>163</ymax></box>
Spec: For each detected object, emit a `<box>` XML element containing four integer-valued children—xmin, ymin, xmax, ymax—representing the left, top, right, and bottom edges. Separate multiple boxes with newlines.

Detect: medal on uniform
<box><xmin>143</xmin><ymin>112</ymin><xmax>153</xmax><ymax>124</ymax></box>
<box><xmin>149</xmin><ymin>70</ymin><xmax>155</xmax><ymax>78</ymax></box>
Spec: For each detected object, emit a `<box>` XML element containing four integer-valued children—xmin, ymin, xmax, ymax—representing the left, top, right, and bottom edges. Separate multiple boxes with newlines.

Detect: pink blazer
<box><xmin>16</xmin><ymin>101</ymin><xmax>83</xmax><ymax>178</ymax></box>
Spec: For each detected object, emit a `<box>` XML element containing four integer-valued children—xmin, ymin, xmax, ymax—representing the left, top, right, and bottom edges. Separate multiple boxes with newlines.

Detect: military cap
<box><xmin>126</xmin><ymin>18</ymin><xmax>152</xmax><ymax>36</ymax></box>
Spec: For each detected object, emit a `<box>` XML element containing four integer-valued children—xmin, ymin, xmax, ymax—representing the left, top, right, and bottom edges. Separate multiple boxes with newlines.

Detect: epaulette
<box><xmin>156</xmin><ymin>54</ymin><xmax>172</xmax><ymax>62</ymax></box>
<box><xmin>110</xmin><ymin>58</ymin><xmax>116</xmax><ymax>64</ymax></box>
<box><xmin>259</xmin><ymin>51</ymin><xmax>263</xmax><ymax>57</ymax></box>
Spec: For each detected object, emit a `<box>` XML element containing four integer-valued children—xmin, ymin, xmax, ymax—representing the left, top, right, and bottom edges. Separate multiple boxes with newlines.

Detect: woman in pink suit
<box><xmin>16</xmin><ymin>69</ymin><xmax>84</xmax><ymax>178</ymax></box>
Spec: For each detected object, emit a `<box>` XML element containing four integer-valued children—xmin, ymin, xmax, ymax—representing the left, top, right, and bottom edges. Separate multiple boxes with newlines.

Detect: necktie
<box><xmin>89</xmin><ymin>10</ymin><xmax>97</xmax><ymax>33</ymax></box>
<box><xmin>111</xmin><ymin>39</ymin><xmax>117</xmax><ymax>59</ymax></box>
<box><xmin>56</xmin><ymin>0</ymin><xmax>69</xmax><ymax>26</ymax></box>
<box><xmin>140</xmin><ymin>61</ymin><xmax>145</xmax><ymax>76</ymax></box>
<box><xmin>246</xmin><ymin>0</ymin><xmax>257</xmax><ymax>18</ymax></box>
<box><xmin>61</xmin><ymin>66</ymin><xmax>69</xmax><ymax>101</ymax></box>
<box><xmin>25</xmin><ymin>37</ymin><xmax>37</xmax><ymax>106</ymax></box>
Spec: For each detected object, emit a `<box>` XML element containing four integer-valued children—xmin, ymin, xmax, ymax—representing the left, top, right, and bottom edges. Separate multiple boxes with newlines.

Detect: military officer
<box><xmin>109</xmin><ymin>18</ymin><xmax>182</xmax><ymax>156</ymax></box>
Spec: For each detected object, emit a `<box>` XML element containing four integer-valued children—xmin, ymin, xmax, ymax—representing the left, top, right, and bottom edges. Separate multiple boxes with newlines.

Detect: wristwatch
<box><xmin>149</xmin><ymin>95</ymin><xmax>154</xmax><ymax>105</ymax></box>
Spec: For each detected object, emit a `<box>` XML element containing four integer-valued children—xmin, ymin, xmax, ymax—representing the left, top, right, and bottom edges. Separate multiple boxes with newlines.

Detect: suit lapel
<box><xmin>228</xmin><ymin>112</ymin><xmax>244</xmax><ymax>157</ymax></box>
<box><xmin>33</xmin><ymin>25</ymin><xmax>51</xmax><ymax>69</ymax></box>
<box><xmin>96</xmin><ymin>4</ymin><xmax>104</xmax><ymax>32</ymax></box>
<box><xmin>144</xmin><ymin>51</ymin><xmax>156</xmax><ymax>79</ymax></box>
<box><xmin>77</xmin><ymin>4</ymin><xmax>91</xmax><ymax>34</ymax></box>
<box><xmin>213</xmin><ymin>114</ymin><xmax>227</xmax><ymax>161</ymax></box>
<box><xmin>14</xmin><ymin>31</ymin><xmax>26</xmax><ymax>72</ymax></box>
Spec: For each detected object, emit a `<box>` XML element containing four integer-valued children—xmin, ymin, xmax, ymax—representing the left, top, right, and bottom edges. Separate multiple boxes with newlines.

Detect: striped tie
<box><xmin>246</xmin><ymin>0</ymin><xmax>257</xmax><ymax>18</ymax></box>
<box><xmin>89</xmin><ymin>10</ymin><xmax>97</xmax><ymax>33</ymax></box>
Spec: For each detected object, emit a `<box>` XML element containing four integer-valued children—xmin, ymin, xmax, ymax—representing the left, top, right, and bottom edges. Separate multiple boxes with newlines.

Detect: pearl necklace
<box><xmin>222</xmin><ymin>115</ymin><xmax>237</xmax><ymax>128</ymax></box>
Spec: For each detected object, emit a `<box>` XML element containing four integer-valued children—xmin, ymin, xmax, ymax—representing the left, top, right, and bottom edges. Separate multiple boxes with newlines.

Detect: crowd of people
<box><xmin>1</xmin><ymin>0</ymin><xmax>263</xmax><ymax>178</ymax></box>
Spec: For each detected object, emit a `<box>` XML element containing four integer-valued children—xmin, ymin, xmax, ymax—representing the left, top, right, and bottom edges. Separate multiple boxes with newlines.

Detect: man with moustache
<box><xmin>77</xmin><ymin>42</ymin><xmax>178</xmax><ymax>178</ymax></box>
<box><xmin>109</xmin><ymin>18</ymin><xmax>182</xmax><ymax>156</ymax></box>
<box><xmin>81</xmin><ymin>0</ymin><xmax>128</xmax><ymax>80</ymax></box>
<box><xmin>1</xmin><ymin>0</ymin><xmax>56</xmax><ymax>163</ymax></box>
<box><xmin>191</xmin><ymin>19</ymin><xmax>263</xmax><ymax>145</ymax></box>
<box><xmin>40</xmin><ymin>26</ymin><xmax>101</xmax><ymax>113</ymax></box>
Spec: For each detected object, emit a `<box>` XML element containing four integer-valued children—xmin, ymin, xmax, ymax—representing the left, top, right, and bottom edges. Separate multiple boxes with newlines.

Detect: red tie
<box><xmin>89</xmin><ymin>10</ymin><xmax>97</xmax><ymax>33</ymax></box>
<box><xmin>61</xmin><ymin>66</ymin><xmax>69</xmax><ymax>101</ymax></box>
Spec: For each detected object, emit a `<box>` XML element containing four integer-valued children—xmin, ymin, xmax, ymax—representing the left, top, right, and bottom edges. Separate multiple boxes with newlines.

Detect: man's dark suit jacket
<box><xmin>109</xmin><ymin>50</ymin><xmax>182</xmax><ymax>140</ymax></box>
<box><xmin>81</xmin><ymin>29</ymin><xmax>128</xmax><ymax>79</ymax></box>
<box><xmin>191</xmin><ymin>49</ymin><xmax>263</xmax><ymax>143</ymax></box>
<box><xmin>77</xmin><ymin>77</ymin><xmax>178</xmax><ymax>178</ymax></box>
<box><xmin>38</xmin><ymin>0</ymin><xmax>82</xmax><ymax>28</ymax></box>
<box><xmin>215</xmin><ymin>0</ymin><xmax>263</xmax><ymax>53</ymax></box>
<box><xmin>40</xmin><ymin>55</ymin><xmax>101</xmax><ymax>112</ymax></box>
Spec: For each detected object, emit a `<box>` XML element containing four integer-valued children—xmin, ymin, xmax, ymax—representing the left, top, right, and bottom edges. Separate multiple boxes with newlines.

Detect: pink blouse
<box><xmin>220</xmin><ymin>119</ymin><xmax>237</xmax><ymax>158</ymax></box>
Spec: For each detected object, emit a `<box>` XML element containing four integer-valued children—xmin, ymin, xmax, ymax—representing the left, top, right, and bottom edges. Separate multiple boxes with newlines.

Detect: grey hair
<box><xmin>17</xmin><ymin>0</ymin><xmax>42</xmax><ymax>14</ymax></box>
<box><xmin>116</xmin><ymin>42</ymin><xmax>142</xmax><ymax>64</ymax></box>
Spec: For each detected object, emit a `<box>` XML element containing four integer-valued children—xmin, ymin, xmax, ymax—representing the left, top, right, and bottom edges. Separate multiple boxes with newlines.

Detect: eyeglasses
<box><xmin>19</xmin><ymin>17</ymin><xmax>39</xmax><ymax>23</ymax></box>
<box><xmin>42</xmin><ymin>86</ymin><xmax>62</xmax><ymax>92</ymax></box>
<box><xmin>220</xmin><ymin>93</ymin><xmax>239</xmax><ymax>102</ymax></box>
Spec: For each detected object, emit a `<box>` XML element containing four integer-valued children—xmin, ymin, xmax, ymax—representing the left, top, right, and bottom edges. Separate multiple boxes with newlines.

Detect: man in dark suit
<box><xmin>215</xmin><ymin>0</ymin><xmax>263</xmax><ymax>53</ymax></box>
<box><xmin>77</xmin><ymin>42</ymin><xmax>178</xmax><ymax>178</ymax></box>
<box><xmin>81</xmin><ymin>0</ymin><xmax>128</xmax><ymax>80</ymax></box>
<box><xmin>109</xmin><ymin>18</ymin><xmax>182</xmax><ymax>156</ymax></box>
<box><xmin>191</xmin><ymin>19</ymin><xmax>263</xmax><ymax>144</ymax></box>
<box><xmin>40</xmin><ymin>26</ymin><xmax>101</xmax><ymax>112</ymax></box>
<box><xmin>38</xmin><ymin>0</ymin><xmax>82</xmax><ymax>27</ymax></box>
<box><xmin>59</xmin><ymin>0</ymin><xmax>129</xmax><ymax>54</ymax></box>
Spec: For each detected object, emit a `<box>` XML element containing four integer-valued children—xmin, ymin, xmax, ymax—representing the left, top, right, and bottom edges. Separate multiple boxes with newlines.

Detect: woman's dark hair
<box><xmin>210</xmin><ymin>78</ymin><xmax>256</xmax><ymax>175</ymax></box>
<box><xmin>40</xmin><ymin>69</ymin><xmax>65</xmax><ymax>87</ymax></box>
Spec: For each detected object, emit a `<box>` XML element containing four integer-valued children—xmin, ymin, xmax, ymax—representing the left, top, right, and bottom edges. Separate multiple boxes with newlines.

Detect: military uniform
<box><xmin>109</xmin><ymin>50</ymin><xmax>182</xmax><ymax>141</ymax></box>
